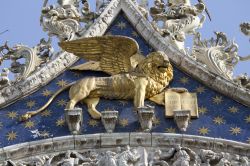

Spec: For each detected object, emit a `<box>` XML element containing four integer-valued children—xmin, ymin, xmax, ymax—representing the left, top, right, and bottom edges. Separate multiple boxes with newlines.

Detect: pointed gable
<box><xmin>0</xmin><ymin>9</ymin><xmax>249</xmax><ymax>148</ymax></box>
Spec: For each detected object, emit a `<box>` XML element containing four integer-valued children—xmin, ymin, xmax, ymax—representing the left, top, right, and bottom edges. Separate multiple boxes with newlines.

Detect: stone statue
<box><xmin>150</xmin><ymin>0</ymin><xmax>207</xmax><ymax>53</ymax></box>
<box><xmin>56</xmin><ymin>150</ymin><xmax>93</xmax><ymax>166</ymax></box>
<box><xmin>199</xmin><ymin>149</ymin><xmax>223</xmax><ymax>166</ymax></box>
<box><xmin>149</xmin><ymin>149</ymin><xmax>169</xmax><ymax>166</ymax></box>
<box><xmin>171</xmin><ymin>145</ymin><xmax>191</xmax><ymax>166</ymax></box>
<box><xmin>4</xmin><ymin>156</ymin><xmax>49</xmax><ymax>166</ymax></box>
<box><xmin>35</xmin><ymin>38</ymin><xmax>54</xmax><ymax>64</ymax></box>
<box><xmin>0</xmin><ymin>68</ymin><xmax>10</xmax><ymax>90</ymax></box>
<box><xmin>230</xmin><ymin>155</ymin><xmax>249</xmax><ymax>166</ymax></box>
<box><xmin>81</xmin><ymin>0</ymin><xmax>96</xmax><ymax>27</ymax></box>
<box><xmin>96</xmin><ymin>0</ymin><xmax>112</xmax><ymax>15</ymax></box>
<box><xmin>234</xmin><ymin>73</ymin><xmax>250</xmax><ymax>90</ymax></box>
<box><xmin>2</xmin><ymin>146</ymin><xmax>249</xmax><ymax>166</ymax></box>
<box><xmin>20</xmin><ymin>36</ymin><xmax>178</xmax><ymax>122</ymax></box>
<box><xmin>96</xmin><ymin>146</ymin><xmax>140</xmax><ymax>166</ymax></box>
<box><xmin>116</xmin><ymin>145</ymin><xmax>140</xmax><ymax>166</ymax></box>
<box><xmin>132</xmin><ymin>0</ymin><xmax>149</xmax><ymax>19</ymax></box>
<box><xmin>149</xmin><ymin>145</ymin><xmax>197</xmax><ymax>166</ymax></box>
<box><xmin>97</xmin><ymin>151</ymin><xmax>117</xmax><ymax>166</ymax></box>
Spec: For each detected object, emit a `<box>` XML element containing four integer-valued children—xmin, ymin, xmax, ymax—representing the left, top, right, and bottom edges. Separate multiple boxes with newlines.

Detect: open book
<box><xmin>165</xmin><ymin>90</ymin><xmax>198</xmax><ymax>118</ymax></box>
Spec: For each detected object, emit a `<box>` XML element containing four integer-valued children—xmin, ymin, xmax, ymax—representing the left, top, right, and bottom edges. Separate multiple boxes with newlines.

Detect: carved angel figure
<box><xmin>20</xmin><ymin>36</ymin><xmax>174</xmax><ymax>121</ymax></box>
<box><xmin>150</xmin><ymin>0</ymin><xmax>207</xmax><ymax>53</ymax></box>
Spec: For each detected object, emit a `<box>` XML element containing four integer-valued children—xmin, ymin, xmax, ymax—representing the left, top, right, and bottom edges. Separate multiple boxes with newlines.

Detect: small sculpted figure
<box><xmin>149</xmin><ymin>149</ymin><xmax>169</xmax><ymax>166</ymax></box>
<box><xmin>0</xmin><ymin>68</ymin><xmax>10</xmax><ymax>89</ymax></box>
<box><xmin>234</xmin><ymin>73</ymin><xmax>250</xmax><ymax>90</ymax></box>
<box><xmin>97</xmin><ymin>151</ymin><xmax>117</xmax><ymax>166</ymax></box>
<box><xmin>199</xmin><ymin>149</ymin><xmax>223</xmax><ymax>166</ymax></box>
<box><xmin>57</xmin><ymin>150</ymin><xmax>93</xmax><ymax>166</ymax></box>
<box><xmin>150</xmin><ymin>0</ymin><xmax>207</xmax><ymax>53</ymax></box>
<box><xmin>172</xmin><ymin>145</ymin><xmax>190</xmax><ymax>166</ymax></box>
<box><xmin>116</xmin><ymin>145</ymin><xmax>140</xmax><ymax>166</ymax></box>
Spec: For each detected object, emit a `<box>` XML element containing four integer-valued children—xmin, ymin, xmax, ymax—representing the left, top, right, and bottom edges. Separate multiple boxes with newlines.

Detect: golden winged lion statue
<box><xmin>20</xmin><ymin>36</ymin><xmax>180</xmax><ymax>121</ymax></box>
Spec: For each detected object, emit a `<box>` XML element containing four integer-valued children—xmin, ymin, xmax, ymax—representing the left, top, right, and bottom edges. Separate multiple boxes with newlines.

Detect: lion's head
<box><xmin>138</xmin><ymin>51</ymin><xmax>173</xmax><ymax>87</ymax></box>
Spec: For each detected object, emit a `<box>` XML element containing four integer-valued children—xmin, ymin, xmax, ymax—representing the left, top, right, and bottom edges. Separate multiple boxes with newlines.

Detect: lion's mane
<box><xmin>137</xmin><ymin>52</ymin><xmax>174</xmax><ymax>98</ymax></box>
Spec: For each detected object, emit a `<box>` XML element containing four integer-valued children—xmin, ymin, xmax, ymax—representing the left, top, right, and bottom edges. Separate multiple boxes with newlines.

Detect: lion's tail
<box><xmin>20</xmin><ymin>81</ymin><xmax>76</xmax><ymax>121</ymax></box>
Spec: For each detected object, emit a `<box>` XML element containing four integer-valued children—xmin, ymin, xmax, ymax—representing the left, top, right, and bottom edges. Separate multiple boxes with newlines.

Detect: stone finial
<box><xmin>101</xmin><ymin>110</ymin><xmax>119</xmax><ymax>133</ymax></box>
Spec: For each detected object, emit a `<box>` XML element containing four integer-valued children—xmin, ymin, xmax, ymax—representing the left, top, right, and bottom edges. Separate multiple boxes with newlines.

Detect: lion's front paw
<box><xmin>88</xmin><ymin>109</ymin><xmax>101</xmax><ymax>119</ymax></box>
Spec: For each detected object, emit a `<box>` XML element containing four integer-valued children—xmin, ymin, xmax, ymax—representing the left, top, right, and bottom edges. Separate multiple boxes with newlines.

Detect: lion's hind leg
<box><xmin>83</xmin><ymin>98</ymin><xmax>101</xmax><ymax>119</ymax></box>
<box><xmin>66</xmin><ymin>78</ymin><xmax>96</xmax><ymax>110</ymax></box>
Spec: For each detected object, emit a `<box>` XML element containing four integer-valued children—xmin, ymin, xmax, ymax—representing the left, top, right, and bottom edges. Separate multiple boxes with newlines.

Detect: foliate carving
<box><xmin>150</xmin><ymin>0</ymin><xmax>207</xmax><ymax>53</ymax></box>
<box><xmin>41</xmin><ymin>0</ymin><xmax>98</xmax><ymax>41</ymax></box>
<box><xmin>0</xmin><ymin>38</ymin><xmax>54</xmax><ymax>89</ymax></box>
<box><xmin>192</xmin><ymin>32</ymin><xmax>250</xmax><ymax>80</ymax></box>
<box><xmin>4</xmin><ymin>144</ymin><xmax>249</xmax><ymax>166</ymax></box>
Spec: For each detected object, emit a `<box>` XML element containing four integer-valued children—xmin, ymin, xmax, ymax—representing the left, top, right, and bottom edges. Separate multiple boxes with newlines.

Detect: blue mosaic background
<box><xmin>0</xmin><ymin>13</ymin><xmax>250</xmax><ymax>147</ymax></box>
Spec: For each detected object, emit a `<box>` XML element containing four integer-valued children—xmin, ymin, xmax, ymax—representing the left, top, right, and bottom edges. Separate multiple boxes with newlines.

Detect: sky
<box><xmin>0</xmin><ymin>0</ymin><xmax>249</xmax><ymax>76</ymax></box>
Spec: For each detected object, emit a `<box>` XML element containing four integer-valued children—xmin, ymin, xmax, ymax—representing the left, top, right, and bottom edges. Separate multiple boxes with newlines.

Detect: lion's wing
<box><xmin>59</xmin><ymin>36</ymin><xmax>140</xmax><ymax>75</ymax></box>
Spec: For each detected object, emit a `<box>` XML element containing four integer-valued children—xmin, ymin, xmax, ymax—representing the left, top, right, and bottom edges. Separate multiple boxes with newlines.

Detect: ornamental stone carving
<box><xmin>192</xmin><ymin>32</ymin><xmax>250</xmax><ymax>80</ymax></box>
<box><xmin>234</xmin><ymin>73</ymin><xmax>250</xmax><ymax>90</ymax></box>
<box><xmin>41</xmin><ymin>0</ymin><xmax>97</xmax><ymax>41</ymax></box>
<box><xmin>0</xmin><ymin>38</ymin><xmax>54</xmax><ymax>89</ymax></box>
<box><xmin>1</xmin><ymin>134</ymin><xmax>249</xmax><ymax>166</ymax></box>
<box><xmin>150</xmin><ymin>0</ymin><xmax>207</xmax><ymax>54</ymax></box>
